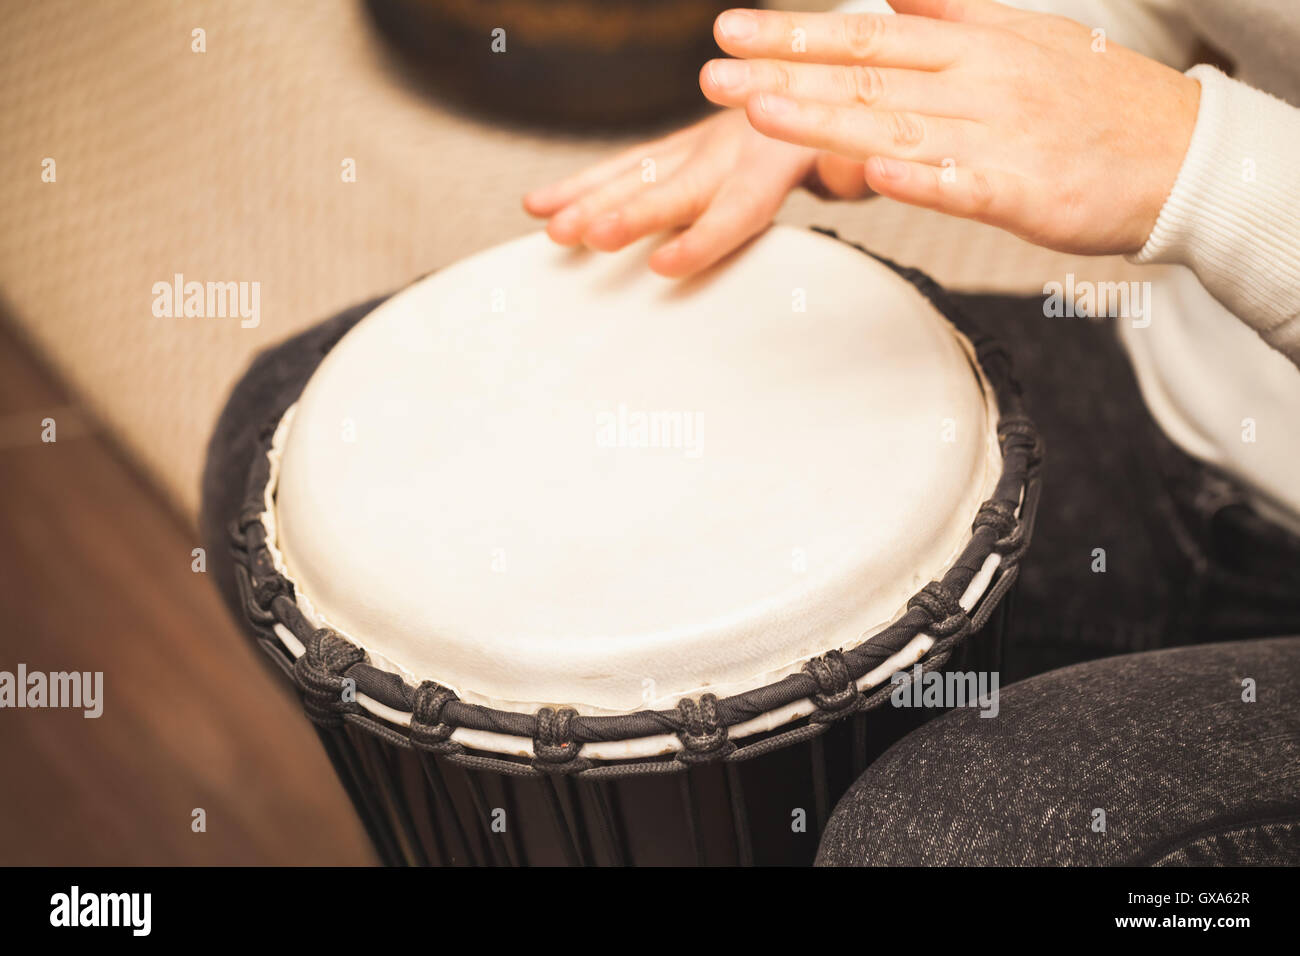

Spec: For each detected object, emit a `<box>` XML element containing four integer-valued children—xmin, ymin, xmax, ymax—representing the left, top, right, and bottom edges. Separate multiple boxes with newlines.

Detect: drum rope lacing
<box><xmin>228</xmin><ymin>232</ymin><xmax>1044</xmax><ymax>781</ymax></box>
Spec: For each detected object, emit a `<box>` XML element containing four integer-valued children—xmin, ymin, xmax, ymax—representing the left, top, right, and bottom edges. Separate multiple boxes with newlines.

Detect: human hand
<box><xmin>523</xmin><ymin>108</ymin><xmax>873</xmax><ymax>277</ymax></box>
<box><xmin>702</xmin><ymin>0</ymin><xmax>1200</xmax><ymax>255</ymax></box>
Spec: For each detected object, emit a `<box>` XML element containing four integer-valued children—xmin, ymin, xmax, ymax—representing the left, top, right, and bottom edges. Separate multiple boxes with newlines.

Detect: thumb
<box><xmin>807</xmin><ymin>151</ymin><xmax>874</xmax><ymax>201</ymax></box>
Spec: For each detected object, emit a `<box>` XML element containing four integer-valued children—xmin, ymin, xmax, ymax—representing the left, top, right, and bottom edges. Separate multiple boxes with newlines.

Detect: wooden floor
<box><xmin>0</xmin><ymin>319</ymin><xmax>375</xmax><ymax>865</ymax></box>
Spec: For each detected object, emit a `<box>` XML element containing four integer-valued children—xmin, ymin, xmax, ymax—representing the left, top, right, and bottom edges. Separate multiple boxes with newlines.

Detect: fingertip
<box><xmin>522</xmin><ymin>190</ymin><xmax>552</xmax><ymax>217</ymax></box>
<box><xmin>714</xmin><ymin>9</ymin><xmax>758</xmax><ymax>52</ymax></box>
<box><xmin>648</xmin><ymin>240</ymin><xmax>692</xmax><ymax>278</ymax></box>
<box><xmin>701</xmin><ymin>59</ymin><xmax>749</xmax><ymax>107</ymax></box>
<box><xmin>583</xmin><ymin>212</ymin><xmax>627</xmax><ymax>252</ymax></box>
<box><xmin>698</xmin><ymin>61</ymin><xmax>724</xmax><ymax>104</ymax></box>
<box><xmin>546</xmin><ymin>208</ymin><xmax>584</xmax><ymax>245</ymax></box>
<box><xmin>712</xmin><ymin>13</ymin><xmax>730</xmax><ymax>50</ymax></box>
<box><xmin>863</xmin><ymin>156</ymin><xmax>910</xmax><ymax>196</ymax></box>
<box><xmin>699</xmin><ymin>61</ymin><xmax>715</xmax><ymax>93</ymax></box>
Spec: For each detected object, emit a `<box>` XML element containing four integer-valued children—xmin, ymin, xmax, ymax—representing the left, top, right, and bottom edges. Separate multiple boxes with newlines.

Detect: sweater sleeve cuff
<box><xmin>1128</xmin><ymin>65</ymin><xmax>1300</xmax><ymax>364</ymax></box>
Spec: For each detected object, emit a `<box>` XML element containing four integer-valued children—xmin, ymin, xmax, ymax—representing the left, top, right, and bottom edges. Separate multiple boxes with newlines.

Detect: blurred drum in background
<box><xmin>226</xmin><ymin>226</ymin><xmax>1041</xmax><ymax>865</ymax></box>
<box><xmin>364</xmin><ymin>0</ymin><xmax>730</xmax><ymax>129</ymax></box>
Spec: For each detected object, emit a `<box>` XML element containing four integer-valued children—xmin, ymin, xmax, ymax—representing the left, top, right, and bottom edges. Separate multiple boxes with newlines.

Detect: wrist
<box><xmin>1127</xmin><ymin>69</ymin><xmax>1201</xmax><ymax>254</ymax></box>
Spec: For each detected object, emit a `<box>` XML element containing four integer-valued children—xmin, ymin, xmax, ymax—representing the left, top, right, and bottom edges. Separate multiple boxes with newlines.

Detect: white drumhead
<box><xmin>272</xmin><ymin>226</ymin><xmax>1001</xmax><ymax>715</ymax></box>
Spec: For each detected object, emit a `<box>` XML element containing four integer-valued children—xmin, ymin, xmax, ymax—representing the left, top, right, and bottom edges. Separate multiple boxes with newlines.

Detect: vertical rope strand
<box><xmin>335</xmin><ymin>727</ymin><xmax>406</xmax><ymax>865</ymax></box>
<box><xmin>414</xmin><ymin>753</ymin><xmax>453</xmax><ymax>865</ymax></box>
<box><xmin>501</xmin><ymin>783</ymin><xmax>526</xmax><ymax>866</ymax></box>
<box><xmin>724</xmin><ymin>763</ymin><xmax>754</xmax><ymax>866</ymax></box>
<box><xmin>373</xmin><ymin>744</ymin><xmax>430</xmax><ymax>866</ymax></box>
<box><xmin>463</xmin><ymin>769</ymin><xmax>507</xmax><ymax>866</ymax></box>
<box><xmin>315</xmin><ymin>726</ymin><xmax>401</xmax><ymax>866</ymax></box>
<box><xmin>811</xmin><ymin>735</ymin><xmax>830</xmax><ymax>835</ymax></box>
<box><xmin>540</xmin><ymin>777</ymin><xmax>583</xmax><ymax>866</ymax></box>
<box><xmin>584</xmin><ymin>779</ymin><xmax>627</xmax><ymax>867</ymax></box>
<box><xmin>679</xmin><ymin>772</ymin><xmax>705</xmax><ymax>866</ymax></box>
<box><xmin>851</xmin><ymin>714</ymin><xmax>868</xmax><ymax>780</ymax></box>
<box><xmin>416</xmin><ymin>751</ymin><xmax>480</xmax><ymax>865</ymax></box>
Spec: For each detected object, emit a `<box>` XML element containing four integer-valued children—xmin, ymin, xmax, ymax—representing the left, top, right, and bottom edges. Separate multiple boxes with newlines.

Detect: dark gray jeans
<box><xmin>817</xmin><ymin>636</ymin><xmax>1300</xmax><ymax>866</ymax></box>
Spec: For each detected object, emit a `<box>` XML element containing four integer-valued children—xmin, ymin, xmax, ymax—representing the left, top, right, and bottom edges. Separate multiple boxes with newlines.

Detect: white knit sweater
<box><xmin>839</xmin><ymin>0</ymin><xmax>1300</xmax><ymax>528</ymax></box>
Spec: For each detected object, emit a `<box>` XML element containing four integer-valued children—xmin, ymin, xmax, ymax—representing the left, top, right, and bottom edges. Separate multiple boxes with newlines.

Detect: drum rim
<box><xmin>227</xmin><ymin>228</ymin><xmax>1043</xmax><ymax>777</ymax></box>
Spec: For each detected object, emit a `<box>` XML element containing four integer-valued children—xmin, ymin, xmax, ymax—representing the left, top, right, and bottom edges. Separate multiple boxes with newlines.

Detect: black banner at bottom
<box><xmin>1</xmin><ymin>865</ymin><xmax>1281</xmax><ymax>941</ymax></box>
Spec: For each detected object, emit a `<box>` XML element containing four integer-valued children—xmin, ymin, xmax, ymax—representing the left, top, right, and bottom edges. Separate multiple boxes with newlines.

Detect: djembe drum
<box><xmin>224</xmin><ymin>225</ymin><xmax>1041</xmax><ymax>865</ymax></box>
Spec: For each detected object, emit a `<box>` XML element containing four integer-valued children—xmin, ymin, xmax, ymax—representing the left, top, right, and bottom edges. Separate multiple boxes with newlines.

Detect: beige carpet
<box><xmin>0</xmin><ymin>0</ymin><xmax>1142</xmax><ymax>524</ymax></box>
